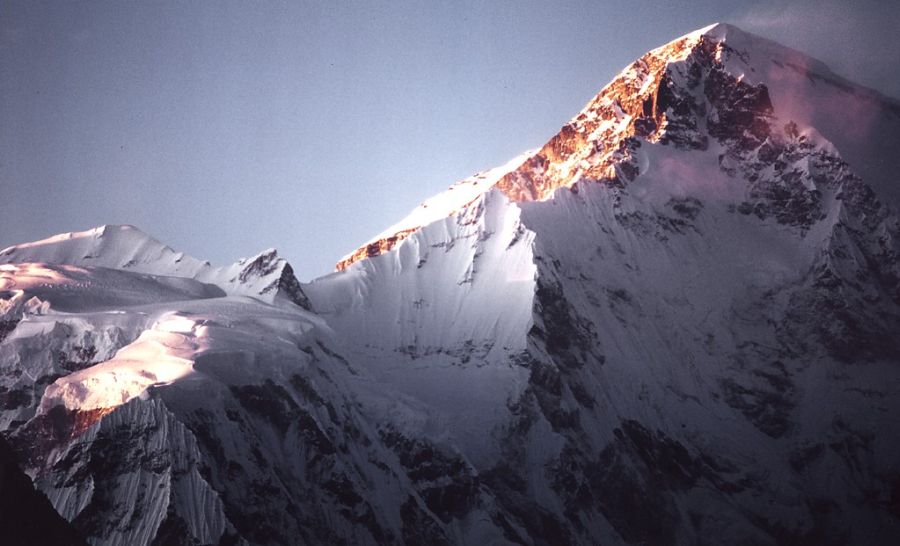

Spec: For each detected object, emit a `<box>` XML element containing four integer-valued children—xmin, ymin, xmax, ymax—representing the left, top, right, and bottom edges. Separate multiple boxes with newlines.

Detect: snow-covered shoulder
<box><xmin>0</xmin><ymin>225</ymin><xmax>208</xmax><ymax>277</ymax></box>
<box><xmin>335</xmin><ymin>150</ymin><xmax>535</xmax><ymax>269</ymax></box>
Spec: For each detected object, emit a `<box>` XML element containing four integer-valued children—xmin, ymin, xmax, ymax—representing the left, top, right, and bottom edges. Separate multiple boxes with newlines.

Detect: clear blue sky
<box><xmin>2</xmin><ymin>0</ymin><xmax>898</xmax><ymax>280</ymax></box>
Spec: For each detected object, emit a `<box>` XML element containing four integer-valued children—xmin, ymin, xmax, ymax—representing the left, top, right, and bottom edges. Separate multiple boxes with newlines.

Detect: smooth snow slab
<box><xmin>0</xmin><ymin>263</ymin><xmax>224</xmax><ymax>312</ymax></box>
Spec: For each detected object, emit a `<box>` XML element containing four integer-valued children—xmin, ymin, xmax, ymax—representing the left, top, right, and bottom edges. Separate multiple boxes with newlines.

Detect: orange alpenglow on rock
<box><xmin>336</xmin><ymin>24</ymin><xmax>736</xmax><ymax>270</ymax></box>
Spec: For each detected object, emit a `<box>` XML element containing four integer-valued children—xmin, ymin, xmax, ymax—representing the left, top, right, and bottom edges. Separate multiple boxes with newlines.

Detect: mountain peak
<box><xmin>0</xmin><ymin>225</ymin><xmax>311</xmax><ymax>310</ymax></box>
<box><xmin>335</xmin><ymin>21</ymin><xmax>900</xmax><ymax>271</ymax></box>
<box><xmin>692</xmin><ymin>21</ymin><xmax>739</xmax><ymax>39</ymax></box>
<box><xmin>233</xmin><ymin>248</ymin><xmax>311</xmax><ymax>309</ymax></box>
<box><xmin>0</xmin><ymin>224</ymin><xmax>191</xmax><ymax>272</ymax></box>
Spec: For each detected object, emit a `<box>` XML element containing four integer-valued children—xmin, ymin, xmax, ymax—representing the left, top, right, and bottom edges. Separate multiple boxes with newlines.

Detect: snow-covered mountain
<box><xmin>2</xmin><ymin>22</ymin><xmax>900</xmax><ymax>545</ymax></box>
<box><xmin>0</xmin><ymin>224</ymin><xmax>311</xmax><ymax>310</ymax></box>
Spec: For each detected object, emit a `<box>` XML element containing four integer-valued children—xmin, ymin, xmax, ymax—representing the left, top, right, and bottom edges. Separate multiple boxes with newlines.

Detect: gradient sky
<box><xmin>2</xmin><ymin>0</ymin><xmax>899</xmax><ymax>280</ymax></box>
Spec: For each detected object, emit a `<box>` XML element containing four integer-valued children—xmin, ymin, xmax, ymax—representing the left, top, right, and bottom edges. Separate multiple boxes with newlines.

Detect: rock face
<box><xmin>0</xmin><ymin>435</ymin><xmax>89</xmax><ymax>546</ymax></box>
<box><xmin>2</xmin><ymin>22</ymin><xmax>900</xmax><ymax>546</ymax></box>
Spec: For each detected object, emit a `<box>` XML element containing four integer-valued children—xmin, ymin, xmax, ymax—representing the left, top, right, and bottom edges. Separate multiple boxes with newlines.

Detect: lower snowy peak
<box><xmin>0</xmin><ymin>225</ymin><xmax>208</xmax><ymax>276</ymax></box>
<box><xmin>0</xmin><ymin>224</ymin><xmax>311</xmax><ymax>309</ymax></box>
<box><xmin>221</xmin><ymin>248</ymin><xmax>312</xmax><ymax>310</ymax></box>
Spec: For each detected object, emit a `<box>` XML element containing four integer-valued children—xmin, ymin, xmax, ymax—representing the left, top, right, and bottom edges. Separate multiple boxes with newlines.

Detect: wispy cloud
<box><xmin>733</xmin><ymin>0</ymin><xmax>900</xmax><ymax>98</ymax></box>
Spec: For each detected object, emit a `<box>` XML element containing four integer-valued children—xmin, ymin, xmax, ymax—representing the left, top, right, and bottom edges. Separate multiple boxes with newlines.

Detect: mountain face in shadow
<box><xmin>0</xmin><ymin>435</ymin><xmax>88</xmax><ymax>546</ymax></box>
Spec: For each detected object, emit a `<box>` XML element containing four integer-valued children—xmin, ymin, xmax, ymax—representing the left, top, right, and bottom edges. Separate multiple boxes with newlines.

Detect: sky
<box><xmin>2</xmin><ymin>0</ymin><xmax>899</xmax><ymax>280</ymax></box>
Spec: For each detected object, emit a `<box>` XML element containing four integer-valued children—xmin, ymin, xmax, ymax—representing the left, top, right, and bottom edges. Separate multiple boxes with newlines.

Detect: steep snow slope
<box><xmin>2</xmin><ymin>22</ymin><xmax>900</xmax><ymax>546</ymax></box>
<box><xmin>311</xmin><ymin>189</ymin><xmax>538</xmax><ymax>467</ymax></box>
<box><xmin>336</xmin><ymin>151</ymin><xmax>536</xmax><ymax>271</ymax></box>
